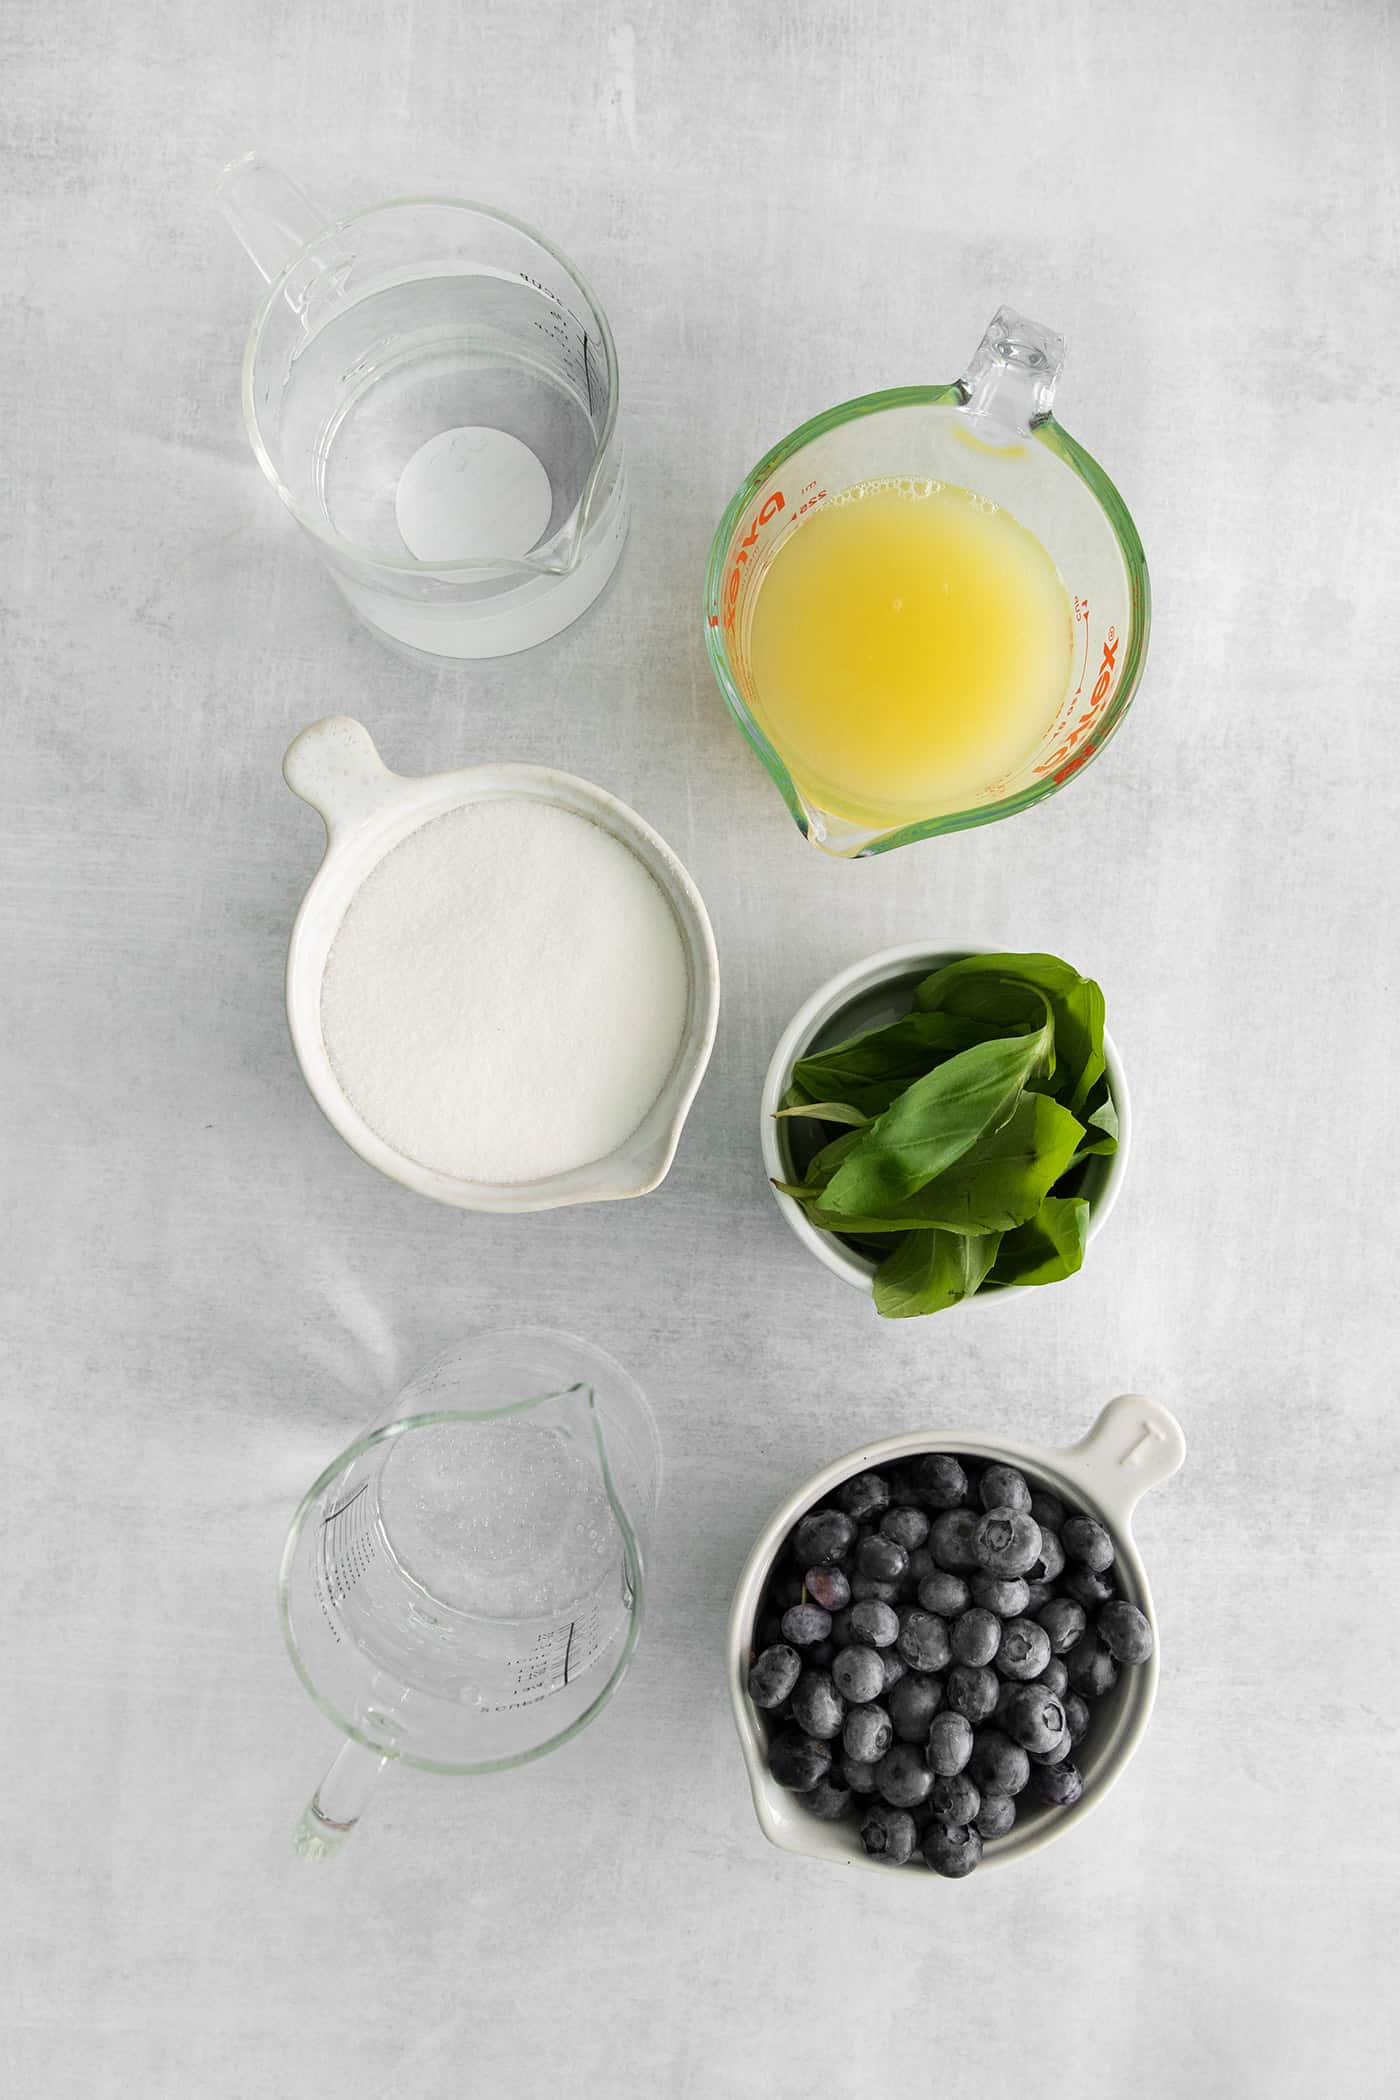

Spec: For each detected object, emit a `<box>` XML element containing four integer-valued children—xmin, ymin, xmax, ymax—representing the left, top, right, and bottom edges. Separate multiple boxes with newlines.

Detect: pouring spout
<box><xmin>959</xmin><ymin>307</ymin><xmax>1066</xmax><ymax>440</ymax></box>
<box><xmin>217</xmin><ymin>152</ymin><xmax>329</xmax><ymax>284</ymax></box>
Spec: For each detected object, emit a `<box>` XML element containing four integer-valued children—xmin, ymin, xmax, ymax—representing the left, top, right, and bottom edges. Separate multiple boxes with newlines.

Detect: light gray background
<box><xmin>4</xmin><ymin>2</ymin><xmax>1396</xmax><ymax>2095</ymax></box>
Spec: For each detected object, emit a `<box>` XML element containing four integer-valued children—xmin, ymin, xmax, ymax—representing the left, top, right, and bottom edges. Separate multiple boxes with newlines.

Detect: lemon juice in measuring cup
<box><xmin>706</xmin><ymin>308</ymin><xmax>1150</xmax><ymax>856</ymax></box>
<box><xmin>279</xmin><ymin>1330</ymin><xmax>660</xmax><ymax>1858</ymax></box>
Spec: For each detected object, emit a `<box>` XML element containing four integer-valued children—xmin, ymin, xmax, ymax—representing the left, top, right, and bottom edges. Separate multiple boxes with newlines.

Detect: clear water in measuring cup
<box><xmin>317</xmin><ymin>1413</ymin><xmax>634</xmax><ymax>1722</ymax></box>
<box><xmin>279</xmin><ymin>274</ymin><xmax>605</xmax><ymax>567</ymax></box>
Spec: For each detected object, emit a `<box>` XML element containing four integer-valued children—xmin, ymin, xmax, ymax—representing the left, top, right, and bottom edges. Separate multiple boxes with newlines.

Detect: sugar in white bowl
<box><xmin>320</xmin><ymin>797</ymin><xmax>691</xmax><ymax>1185</ymax></box>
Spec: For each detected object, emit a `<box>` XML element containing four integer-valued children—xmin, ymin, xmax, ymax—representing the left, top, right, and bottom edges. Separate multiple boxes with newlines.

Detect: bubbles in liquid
<box><xmin>376</xmin><ymin>1419</ymin><xmax>618</xmax><ymax>1622</ymax></box>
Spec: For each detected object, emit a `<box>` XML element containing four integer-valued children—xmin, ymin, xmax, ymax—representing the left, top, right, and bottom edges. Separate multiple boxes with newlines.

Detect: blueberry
<box><xmin>993</xmin><ymin>1678</ymin><xmax>1022</xmax><ymax>1728</ymax></box>
<box><xmin>1062</xmin><ymin>1514</ymin><xmax>1115</xmax><ymax>1572</ymax></box>
<box><xmin>922</xmin><ymin>1820</ymin><xmax>983</xmax><ymax>1877</ymax></box>
<box><xmin>1029</xmin><ymin>1731</ymin><xmax>1073</xmax><ymax>1766</ymax></box>
<box><xmin>970</xmin><ymin>1573</ymin><xmax>1030</xmax><ymax>1618</ymax></box>
<box><xmin>856</xmin><ymin>1534</ymin><xmax>909</xmax><ymax>1585</ymax></box>
<box><xmin>997</xmin><ymin>1617</ymin><xmax>1052</xmax><ymax>1682</ymax></box>
<box><xmin>842</xmin><ymin>1757</ymin><xmax>880</xmax><ymax>1794</ymax></box>
<box><xmin>848</xmin><ymin>1599</ymin><xmax>900</xmax><ymax>1649</ymax></box>
<box><xmin>1037</xmin><ymin>1657</ymin><xmax>1069</xmax><ymax>1698</ymax></box>
<box><xmin>1063</xmin><ymin>1691</ymin><xmax>1091</xmax><ymax>1745</ymax></box>
<box><xmin>1063</xmin><ymin>1564</ymin><xmax>1116</xmax><ymax>1611</ymax></box>
<box><xmin>875</xmin><ymin>1742</ymin><xmax>934</xmax><ymax>1808</ymax></box>
<box><xmin>897</xmin><ymin>1610</ymin><xmax>952</xmax><ymax>1673</ymax></box>
<box><xmin>1037</xmin><ymin>1596</ymin><xmax>1088</xmax><ymax>1655</ymax></box>
<box><xmin>975</xmin><ymin>1788</ymin><xmax>1016</xmax><ymax>1839</ymax></box>
<box><xmin>1031</xmin><ymin>1758</ymin><xmax>1084</xmax><ymax>1807</ymax></box>
<box><xmin>973</xmin><ymin>1507</ymin><xmax>1042</xmax><ymax>1578</ymax></box>
<box><xmin>929</xmin><ymin>1772</ymin><xmax>980</xmax><ymax>1825</ymax></box>
<box><xmin>850</xmin><ymin>1574</ymin><xmax>901</xmax><ymax>1604</ymax></box>
<box><xmin>1004</xmin><ymin>1685</ymin><xmax>1068</xmax><ymax>1755</ymax></box>
<box><xmin>803</xmin><ymin>1776</ymin><xmax>855</xmax><ymax>1820</ymax></box>
<box><xmin>791</xmin><ymin>1669</ymin><xmax>845</xmax><ymax>1740</ymax></box>
<box><xmin>829</xmin><ymin>1607</ymin><xmax>854</xmax><ymax>1648</ymax></box>
<box><xmin>905</xmin><ymin>1546</ymin><xmax>937</xmax><ymax>1589</ymax></box>
<box><xmin>1098</xmin><ymin>1600</ymin><xmax>1154</xmax><ymax>1665</ymax></box>
<box><xmin>747</xmin><ymin>1644</ymin><xmax>801</xmax><ymax>1709</ymax></box>
<box><xmin>888</xmin><ymin>1672</ymin><xmax>944</xmax><ymax>1742</ymax></box>
<box><xmin>793</xmin><ymin>1508</ymin><xmax>858</xmax><ymax>1567</ymax></box>
<box><xmin>1029</xmin><ymin>1488</ymin><xmax>1066</xmax><ymax>1531</ymax></box>
<box><xmin>768</xmin><ymin>1731</ymin><xmax>832</xmax><ymax>1791</ymax></box>
<box><xmin>880</xmin><ymin>1650</ymin><xmax>907</xmax><ymax>1693</ymax></box>
<box><xmin>1026</xmin><ymin>1528</ymin><xmax>1066</xmax><ymax>1584</ymax></box>
<box><xmin>836</xmin><ymin>1471</ymin><xmax>890</xmax><ymax>1522</ymax></box>
<box><xmin>832</xmin><ymin>1645</ymin><xmax>885</xmax><ymax>1705</ymax></box>
<box><xmin>1066</xmin><ymin>1635</ymin><xmax>1119</xmax><ymax>1700</ymax></box>
<box><xmin>1020</xmin><ymin>1579</ymin><xmax>1056</xmax><ymax>1615</ymax></box>
<box><xmin>979</xmin><ymin>1464</ymin><xmax>1032</xmax><ymax>1514</ymax></box>
<box><xmin>860</xmin><ymin>1802</ymin><xmax>917</xmax><ymax>1864</ymax></box>
<box><xmin>945</xmin><ymin>1664</ymin><xmax>999</xmax><ymax>1724</ymax></box>
<box><xmin>925</xmin><ymin>1710</ymin><xmax>974</xmax><ymax>1776</ymax></box>
<box><xmin>905</xmin><ymin>1454</ymin><xmax>969</xmax><ymax>1509</ymax></box>
<box><xmin>968</xmin><ymin>1729</ymin><xmax>1030</xmax><ymax>1796</ymax></box>
<box><xmin>881</xmin><ymin>1506</ymin><xmax>931</xmax><ymax>1551</ymax></box>
<box><xmin>930</xmin><ymin>1509</ymin><xmax>981</xmax><ymax>1572</ymax></box>
<box><xmin>843</xmin><ymin>1702</ymin><xmax>894</xmax><ymax>1764</ymax></box>
<box><xmin>918</xmin><ymin>1570</ymin><xmax>970</xmax><ymax>1618</ymax></box>
<box><xmin>781</xmin><ymin>1603</ymin><xmax>832</xmax><ymax>1647</ymax></box>
<box><xmin>804</xmin><ymin>1566</ymin><xmax>852</xmax><ymax>1613</ymax></box>
<box><xmin>950</xmin><ymin>1607</ymin><xmax>1001</xmax><ymax>1666</ymax></box>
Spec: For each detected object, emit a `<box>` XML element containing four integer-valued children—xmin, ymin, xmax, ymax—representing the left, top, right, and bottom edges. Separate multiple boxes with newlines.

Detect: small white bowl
<box><xmin>728</xmin><ymin>1393</ymin><xmax>1185</xmax><ymax>1875</ymax></box>
<box><xmin>760</xmin><ymin>943</ymin><xmax>1130</xmax><ymax>1302</ymax></box>
<box><xmin>283</xmin><ymin>716</ymin><xmax>720</xmax><ymax>1211</ymax></box>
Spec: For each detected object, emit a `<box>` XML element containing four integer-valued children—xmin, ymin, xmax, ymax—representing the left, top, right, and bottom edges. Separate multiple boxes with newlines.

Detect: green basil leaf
<box><xmin>914</xmin><ymin>953</ymin><xmax>1105</xmax><ymax>1113</ymax></box>
<box><xmin>787</xmin><ymin>1011</ymin><xmax>987</xmax><ymax>1116</ymax></box>
<box><xmin>873</xmin><ymin>1227</ymin><xmax>1003</xmax><ymax>1319</ymax></box>
<box><xmin>772</xmin><ymin>1100</ymin><xmax>869</xmax><ymax>1128</ymax></box>
<box><xmin>805</xmin><ymin>1093</ymin><xmax>1085</xmax><ymax>1235</ymax></box>
<box><xmin>991</xmin><ymin>1195</ymin><xmax>1090</xmax><ymax>1286</ymax></box>
<box><xmin>819</xmin><ymin>1015</ymin><xmax>1052</xmax><ymax>1214</ymax></box>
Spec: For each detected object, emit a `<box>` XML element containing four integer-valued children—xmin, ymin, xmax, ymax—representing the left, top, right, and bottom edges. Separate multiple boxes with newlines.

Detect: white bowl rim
<box><xmin>283</xmin><ymin>717</ymin><xmax>720</xmax><ymax>1212</ymax></box>
<box><xmin>727</xmin><ymin>1394</ymin><xmax>1185</xmax><ymax>1876</ymax></box>
<box><xmin>759</xmin><ymin>942</ymin><xmax>1131</xmax><ymax>1301</ymax></box>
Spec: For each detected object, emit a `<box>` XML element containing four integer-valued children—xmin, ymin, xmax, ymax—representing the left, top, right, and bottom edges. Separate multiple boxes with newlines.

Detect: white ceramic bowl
<box><xmin>728</xmin><ymin>1393</ymin><xmax>1185</xmax><ymax>1875</ymax></box>
<box><xmin>283</xmin><ymin>716</ymin><xmax>720</xmax><ymax>1211</ymax></box>
<box><xmin>760</xmin><ymin>943</ymin><xmax>1130</xmax><ymax>1301</ymax></box>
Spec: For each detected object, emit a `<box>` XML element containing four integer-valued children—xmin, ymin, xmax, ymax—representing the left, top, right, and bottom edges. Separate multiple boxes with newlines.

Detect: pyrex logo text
<box><xmin>720</xmin><ymin>492</ymin><xmax>785</xmax><ymax>631</ymax></box>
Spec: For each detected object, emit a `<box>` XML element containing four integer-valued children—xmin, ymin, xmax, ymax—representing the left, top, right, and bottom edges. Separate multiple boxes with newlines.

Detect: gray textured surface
<box><xmin>3</xmin><ymin>2</ymin><xmax>1396</xmax><ymax>2095</ymax></box>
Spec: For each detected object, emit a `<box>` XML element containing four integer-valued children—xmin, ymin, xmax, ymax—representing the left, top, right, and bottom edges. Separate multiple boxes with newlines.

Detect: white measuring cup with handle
<box><xmin>218</xmin><ymin>154</ymin><xmax>628</xmax><ymax>657</ymax></box>
<box><xmin>280</xmin><ymin>1329</ymin><xmax>661</xmax><ymax>1858</ymax></box>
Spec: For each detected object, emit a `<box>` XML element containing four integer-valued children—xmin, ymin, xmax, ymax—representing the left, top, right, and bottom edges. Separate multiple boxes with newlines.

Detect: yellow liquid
<box><xmin>745</xmin><ymin>479</ymin><xmax>1072</xmax><ymax>828</ymax></box>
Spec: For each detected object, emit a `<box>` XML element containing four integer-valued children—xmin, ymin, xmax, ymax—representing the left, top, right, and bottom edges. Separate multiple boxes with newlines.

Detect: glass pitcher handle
<box><xmin>217</xmin><ymin>152</ymin><xmax>329</xmax><ymax>284</ymax></box>
<box><xmin>293</xmin><ymin>1739</ymin><xmax>390</xmax><ymax>1861</ymax></box>
<box><xmin>959</xmin><ymin>307</ymin><xmax>1066</xmax><ymax>438</ymax></box>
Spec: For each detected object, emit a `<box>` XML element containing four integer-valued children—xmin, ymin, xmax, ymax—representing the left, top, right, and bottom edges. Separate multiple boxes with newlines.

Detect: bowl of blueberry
<box><xmin>729</xmin><ymin>1393</ymin><xmax>1184</xmax><ymax>1877</ymax></box>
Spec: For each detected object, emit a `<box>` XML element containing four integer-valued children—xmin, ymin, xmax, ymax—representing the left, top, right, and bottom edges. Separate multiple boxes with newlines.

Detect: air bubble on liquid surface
<box><xmin>377</xmin><ymin>1420</ymin><xmax>617</xmax><ymax>1621</ymax></box>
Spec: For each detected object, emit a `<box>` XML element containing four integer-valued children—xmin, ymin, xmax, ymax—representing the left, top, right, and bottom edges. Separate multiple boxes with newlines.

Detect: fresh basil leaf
<box><xmin>787</xmin><ymin>1012</ymin><xmax>986</xmax><ymax>1116</ymax></box>
<box><xmin>802</xmin><ymin>1127</ymin><xmax>863</xmax><ymax>1185</ymax></box>
<box><xmin>819</xmin><ymin>1016</ymin><xmax>1052</xmax><ymax>1214</ymax></box>
<box><xmin>804</xmin><ymin>1094</ymin><xmax>1085</xmax><ymax>1235</ymax></box>
<box><xmin>873</xmin><ymin>1227</ymin><xmax>1003</xmax><ymax>1318</ymax></box>
<box><xmin>991</xmin><ymin>1195</ymin><xmax>1090</xmax><ymax>1285</ymax></box>
<box><xmin>914</xmin><ymin>954</ymin><xmax>1104</xmax><ymax>1113</ymax></box>
<box><xmin>772</xmin><ymin>1100</ymin><xmax>869</xmax><ymax>1128</ymax></box>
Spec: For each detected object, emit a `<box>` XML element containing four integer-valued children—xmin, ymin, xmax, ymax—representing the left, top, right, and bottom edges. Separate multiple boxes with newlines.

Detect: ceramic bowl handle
<box><xmin>283</xmin><ymin>716</ymin><xmax>403</xmax><ymax>841</ymax></box>
<box><xmin>1058</xmin><ymin>1393</ymin><xmax>1186</xmax><ymax>1527</ymax></box>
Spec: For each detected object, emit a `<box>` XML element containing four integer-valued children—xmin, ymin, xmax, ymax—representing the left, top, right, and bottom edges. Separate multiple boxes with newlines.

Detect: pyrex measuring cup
<box><xmin>705</xmin><ymin>309</ymin><xmax>1149</xmax><ymax>856</ymax></box>
<box><xmin>280</xmin><ymin>1329</ymin><xmax>660</xmax><ymax>1858</ymax></box>
<box><xmin>218</xmin><ymin>154</ymin><xmax>627</xmax><ymax>658</ymax></box>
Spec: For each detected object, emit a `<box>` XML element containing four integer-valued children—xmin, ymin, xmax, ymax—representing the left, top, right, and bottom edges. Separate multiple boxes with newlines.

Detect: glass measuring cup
<box><xmin>279</xmin><ymin>1328</ymin><xmax>660</xmax><ymax>1858</ymax></box>
<box><xmin>217</xmin><ymin>155</ymin><xmax>627</xmax><ymax>658</ymax></box>
<box><xmin>704</xmin><ymin>309</ymin><xmax>1149</xmax><ymax>856</ymax></box>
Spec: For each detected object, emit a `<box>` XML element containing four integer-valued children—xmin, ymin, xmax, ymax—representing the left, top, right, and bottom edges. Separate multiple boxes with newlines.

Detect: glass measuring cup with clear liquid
<box><xmin>279</xmin><ymin>1329</ymin><xmax>660</xmax><ymax>1858</ymax></box>
<box><xmin>705</xmin><ymin>309</ymin><xmax>1150</xmax><ymax>857</ymax></box>
<box><xmin>218</xmin><ymin>155</ymin><xmax>627</xmax><ymax>658</ymax></box>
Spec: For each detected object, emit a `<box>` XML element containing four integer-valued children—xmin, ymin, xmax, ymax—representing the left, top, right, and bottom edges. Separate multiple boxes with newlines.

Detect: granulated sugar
<box><xmin>321</xmin><ymin>797</ymin><xmax>690</xmax><ymax>1183</ymax></box>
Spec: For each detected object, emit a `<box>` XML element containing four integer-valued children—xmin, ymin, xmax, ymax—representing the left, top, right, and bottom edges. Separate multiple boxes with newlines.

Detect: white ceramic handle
<box><xmin>283</xmin><ymin>717</ymin><xmax>403</xmax><ymax>840</ymax></box>
<box><xmin>1058</xmin><ymin>1393</ymin><xmax>1186</xmax><ymax>1524</ymax></box>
